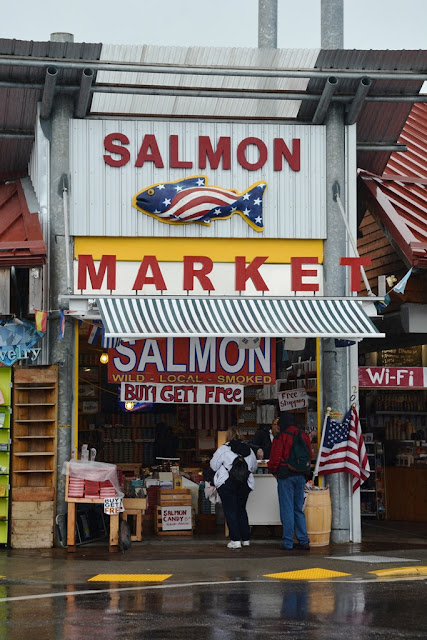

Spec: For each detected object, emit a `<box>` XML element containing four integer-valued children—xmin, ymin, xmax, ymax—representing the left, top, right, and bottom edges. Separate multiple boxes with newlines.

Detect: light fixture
<box><xmin>100</xmin><ymin>352</ymin><xmax>109</xmax><ymax>364</ymax></box>
<box><xmin>125</xmin><ymin>401</ymin><xmax>135</xmax><ymax>411</ymax></box>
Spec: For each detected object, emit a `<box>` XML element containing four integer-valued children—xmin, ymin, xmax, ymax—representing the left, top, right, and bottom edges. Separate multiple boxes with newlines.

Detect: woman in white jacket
<box><xmin>210</xmin><ymin>426</ymin><xmax>258</xmax><ymax>549</ymax></box>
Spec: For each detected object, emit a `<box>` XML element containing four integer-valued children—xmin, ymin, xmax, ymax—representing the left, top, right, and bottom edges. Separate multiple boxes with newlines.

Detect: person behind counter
<box><xmin>268</xmin><ymin>413</ymin><xmax>312</xmax><ymax>551</ymax></box>
<box><xmin>249</xmin><ymin>417</ymin><xmax>280</xmax><ymax>460</ymax></box>
<box><xmin>210</xmin><ymin>426</ymin><xmax>258</xmax><ymax>549</ymax></box>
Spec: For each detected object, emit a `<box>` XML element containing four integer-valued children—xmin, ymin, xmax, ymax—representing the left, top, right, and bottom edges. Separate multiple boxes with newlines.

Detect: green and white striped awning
<box><xmin>97</xmin><ymin>297</ymin><xmax>384</xmax><ymax>340</ymax></box>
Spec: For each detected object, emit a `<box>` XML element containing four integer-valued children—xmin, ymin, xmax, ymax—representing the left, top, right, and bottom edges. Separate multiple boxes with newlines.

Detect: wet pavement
<box><xmin>0</xmin><ymin>520</ymin><xmax>426</xmax><ymax>639</ymax></box>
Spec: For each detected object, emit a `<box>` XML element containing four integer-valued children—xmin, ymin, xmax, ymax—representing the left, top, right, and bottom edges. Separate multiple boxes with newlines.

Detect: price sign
<box><xmin>104</xmin><ymin>497</ymin><xmax>124</xmax><ymax>515</ymax></box>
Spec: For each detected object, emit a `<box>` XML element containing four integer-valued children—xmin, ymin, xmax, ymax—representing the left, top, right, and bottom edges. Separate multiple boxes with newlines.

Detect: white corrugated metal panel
<box><xmin>70</xmin><ymin>119</ymin><xmax>326</xmax><ymax>239</ymax></box>
<box><xmin>91</xmin><ymin>45</ymin><xmax>319</xmax><ymax>119</ymax></box>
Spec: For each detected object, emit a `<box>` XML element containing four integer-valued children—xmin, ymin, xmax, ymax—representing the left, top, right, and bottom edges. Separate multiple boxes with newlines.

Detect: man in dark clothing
<box><xmin>268</xmin><ymin>414</ymin><xmax>312</xmax><ymax>551</ymax></box>
<box><xmin>249</xmin><ymin>418</ymin><xmax>280</xmax><ymax>460</ymax></box>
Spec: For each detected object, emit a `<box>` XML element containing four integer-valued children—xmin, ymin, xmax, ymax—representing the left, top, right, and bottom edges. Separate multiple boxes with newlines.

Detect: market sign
<box><xmin>278</xmin><ymin>388</ymin><xmax>308</xmax><ymax>412</ymax></box>
<box><xmin>120</xmin><ymin>382</ymin><xmax>244</xmax><ymax>405</ymax></box>
<box><xmin>109</xmin><ymin>337</ymin><xmax>275</xmax><ymax>385</ymax></box>
<box><xmin>359</xmin><ymin>367</ymin><xmax>427</xmax><ymax>389</ymax></box>
<box><xmin>160</xmin><ymin>506</ymin><xmax>192</xmax><ymax>531</ymax></box>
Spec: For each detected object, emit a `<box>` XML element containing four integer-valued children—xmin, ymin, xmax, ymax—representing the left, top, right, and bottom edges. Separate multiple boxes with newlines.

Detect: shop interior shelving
<box><xmin>360</xmin><ymin>441</ymin><xmax>386</xmax><ymax>519</ymax></box>
<box><xmin>0</xmin><ymin>367</ymin><xmax>12</xmax><ymax>545</ymax></box>
<box><xmin>10</xmin><ymin>366</ymin><xmax>58</xmax><ymax>548</ymax></box>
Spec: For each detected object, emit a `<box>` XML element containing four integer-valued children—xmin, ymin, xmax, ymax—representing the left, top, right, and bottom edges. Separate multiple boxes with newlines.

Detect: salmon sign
<box><xmin>109</xmin><ymin>337</ymin><xmax>275</xmax><ymax>385</ymax></box>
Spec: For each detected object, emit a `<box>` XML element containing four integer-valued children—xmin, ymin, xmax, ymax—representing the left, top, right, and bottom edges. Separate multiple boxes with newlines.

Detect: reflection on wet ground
<box><xmin>0</xmin><ymin>520</ymin><xmax>426</xmax><ymax>639</ymax></box>
<box><xmin>1</xmin><ymin>579</ymin><xmax>426</xmax><ymax>639</ymax></box>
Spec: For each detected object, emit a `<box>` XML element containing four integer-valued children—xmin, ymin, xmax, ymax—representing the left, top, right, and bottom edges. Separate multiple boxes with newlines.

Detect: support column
<box><xmin>321</xmin><ymin>0</ymin><xmax>351</xmax><ymax>543</ymax></box>
<box><xmin>49</xmin><ymin>91</ymin><xmax>75</xmax><ymax>544</ymax></box>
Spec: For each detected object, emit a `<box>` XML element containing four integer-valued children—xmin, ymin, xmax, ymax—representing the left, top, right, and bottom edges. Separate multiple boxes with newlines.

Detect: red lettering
<box><xmin>124</xmin><ymin>383</ymin><xmax>135</xmax><ymax>401</ymax></box>
<box><xmin>183</xmin><ymin>256</ymin><xmax>214</xmax><ymax>291</ymax></box>
<box><xmin>170</xmin><ymin>135</ymin><xmax>193</xmax><ymax>169</ymax></box>
<box><xmin>77</xmin><ymin>254</ymin><xmax>116</xmax><ymax>290</ymax></box>
<box><xmin>160</xmin><ymin>385</ymin><xmax>174</xmax><ymax>402</ymax></box>
<box><xmin>232</xmin><ymin>388</ymin><xmax>242</xmax><ymax>403</ymax></box>
<box><xmin>198</xmin><ymin>136</ymin><xmax>231</xmax><ymax>170</ymax></box>
<box><xmin>291</xmin><ymin>257</ymin><xmax>319</xmax><ymax>292</ymax></box>
<box><xmin>103</xmin><ymin>133</ymin><xmax>130</xmax><ymax>167</ymax></box>
<box><xmin>132</xmin><ymin>256</ymin><xmax>167</xmax><ymax>291</ymax></box>
<box><xmin>235</xmin><ymin>256</ymin><xmax>269</xmax><ymax>291</ymax></box>
<box><xmin>237</xmin><ymin>137</ymin><xmax>268</xmax><ymax>171</ymax></box>
<box><xmin>340</xmin><ymin>257</ymin><xmax>372</xmax><ymax>292</ymax></box>
<box><xmin>274</xmin><ymin>138</ymin><xmax>300</xmax><ymax>172</ymax></box>
<box><xmin>135</xmin><ymin>134</ymin><xmax>164</xmax><ymax>168</ymax></box>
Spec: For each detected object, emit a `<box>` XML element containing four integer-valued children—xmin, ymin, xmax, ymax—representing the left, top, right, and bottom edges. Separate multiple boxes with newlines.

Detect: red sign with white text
<box><xmin>109</xmin><ymin>337</ymin><xmax>275</xmax><ymax>385</ymax></box>
<box><xmin>358</xmin><ymin>367</ymin><xmax>427</xmax><ymax>388</ymax></box>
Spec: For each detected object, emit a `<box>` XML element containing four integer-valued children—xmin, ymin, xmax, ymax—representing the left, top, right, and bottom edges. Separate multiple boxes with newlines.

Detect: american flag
<box><xmin>315</xmin><ymin>406</ymin><xmax>370</xmax><ymax>492</ymax></box>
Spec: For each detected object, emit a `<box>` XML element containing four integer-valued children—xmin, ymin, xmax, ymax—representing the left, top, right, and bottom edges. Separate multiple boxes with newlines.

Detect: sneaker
<box><xmin>227</xmin><ymin>540</ymin><xmax>242</xmax><ymax>549</ymax></box>
<box><xmin>294</xmin><ymin>542</ymin><xmax>310</xmax><ymax>550</ymax></box>
<box><xmin>241</xmin><ymin>540</ymin><xmax>250</xmax><ymax>547</ymax></box>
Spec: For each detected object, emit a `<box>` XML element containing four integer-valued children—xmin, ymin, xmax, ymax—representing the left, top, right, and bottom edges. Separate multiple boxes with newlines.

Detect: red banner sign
<box><xmin>358</xmin><ymin>367</ymin><xmax>427</xmax><ymax>388</ymax></box>
<box><xmin>108</xmin><ymin>337</ymin><xmax>275</xmax><ymax>385</ymax></box>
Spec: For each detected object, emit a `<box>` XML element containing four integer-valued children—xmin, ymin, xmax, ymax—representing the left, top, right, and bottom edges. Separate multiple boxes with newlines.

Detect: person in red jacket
<box><xmin>268</xmin><ymin>413</ymin><xmax>312</xmax><ymax>551</ymax></box>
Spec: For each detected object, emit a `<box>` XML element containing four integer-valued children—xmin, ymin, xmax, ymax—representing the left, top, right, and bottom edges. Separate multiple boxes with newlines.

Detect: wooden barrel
<box><xmin>305</xmin><ymin>488</ymin><xmax>332</xmax><ymax>547</ymax></box>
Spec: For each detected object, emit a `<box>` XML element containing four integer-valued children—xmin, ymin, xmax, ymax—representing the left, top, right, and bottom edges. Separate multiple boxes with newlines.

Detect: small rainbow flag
<box><xmin>34</xmin><ymin>309</ymin><xmax>48</xmax><ymax>332</ymax></box>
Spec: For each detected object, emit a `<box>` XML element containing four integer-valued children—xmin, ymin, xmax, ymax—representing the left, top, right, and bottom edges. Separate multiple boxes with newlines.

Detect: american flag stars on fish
<box><xmin>132</xmin><ymin>175</ymin><xmax>267</xmax><ymax>232</ymax></box>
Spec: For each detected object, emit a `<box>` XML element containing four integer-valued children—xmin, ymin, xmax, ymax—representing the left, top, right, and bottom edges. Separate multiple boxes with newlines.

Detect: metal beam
<box><xmin>0</xmin><ymin>54</ymin><xmax>426</xmax><ymax>82</ymax></box>
<box><xmin>346</xmin><ymin>77</ymin><xmax>372</xmax><ymax>125</ymax></box>
<box><xmin>40</xmin><ymin>66</ymin><xmax>58</xmax><ymax>120</ymax></box>
<box><xmin>75</xmin><ymin>68</ymin><xmax>94</xmax><ymax>118</ymax></box>
<box><xmin>312</xmin><ymin>77</ymin><xmax>339</xmax><ymax>124</ymax></box>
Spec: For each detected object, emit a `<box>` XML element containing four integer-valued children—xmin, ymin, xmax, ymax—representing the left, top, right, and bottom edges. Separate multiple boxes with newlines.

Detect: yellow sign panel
<box><xmin>74</xmin><ymin>237</ymin><xmax>323</xmax><ymax>264</ymax></box>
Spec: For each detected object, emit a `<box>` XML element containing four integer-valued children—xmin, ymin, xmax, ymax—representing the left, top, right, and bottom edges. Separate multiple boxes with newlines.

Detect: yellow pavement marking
<box><xmin>370</xmin><ymin>566</ymin><xmax>427</xmax><ymax>577</ymax></box>
<box><xmin>264</xmin><ymin>568</ymin><xmax>351</xmax><ymax>581</ymax></box>
<box><xmin>88</xmin><ymin>574</ymin><xmax>172</xmax><ymax>582</ymax></box>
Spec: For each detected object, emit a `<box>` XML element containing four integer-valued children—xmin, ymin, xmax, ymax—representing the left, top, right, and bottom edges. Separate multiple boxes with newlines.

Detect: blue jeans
<box><xmin>277</xmin><ymin>475</ymin><xmax>309</xmax><ymax>549</ymax></box>
<box><xmin>218</xmin><ymin>479</ymin><xmax>251</xmax><ymax>542</ymax></box>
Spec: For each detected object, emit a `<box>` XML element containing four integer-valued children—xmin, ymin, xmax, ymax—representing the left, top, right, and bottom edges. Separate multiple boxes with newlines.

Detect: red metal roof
<box><xmin>0</xmin><ymin>181</ymin><xmax>46</xmax><ymax>266</ymax></box>
<box><xmin>358</xmin><ymin>103</ymin><xmax>427</xmax><ymax>268</ymax></box>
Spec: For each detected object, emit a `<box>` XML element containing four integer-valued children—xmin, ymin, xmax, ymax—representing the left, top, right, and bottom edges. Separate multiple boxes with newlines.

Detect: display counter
<box><xmin>246</xmin><ymin>473</ymin><xmax>281</xmax><ymax>526</ymax></box>
<box><xmin>385</xmin><ymin>466</ymin><xmax>427</xmax><ymax>521</ymax></box>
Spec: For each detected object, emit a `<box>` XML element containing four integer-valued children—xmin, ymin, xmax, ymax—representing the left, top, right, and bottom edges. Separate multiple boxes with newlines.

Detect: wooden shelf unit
<box><xmin>11</xmin><ymin>366</ymin><xmax>58</xmax><ymax>549</ymax></box>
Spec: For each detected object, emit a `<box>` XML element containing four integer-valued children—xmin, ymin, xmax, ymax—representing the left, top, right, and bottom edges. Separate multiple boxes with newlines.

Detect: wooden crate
<box><xmin>11</xmin><ymin>501</ymin><xmax>54</xmax><ymax>548</ymax></box>
<box><xmin>159</xmin><ymin>488</ymin><xmax>192</xmax><ymax>506</ymax></box>
<box><xmin>155</xmin><ymin>506</ymin><xmax>193</xmax><ymax>536</ymax></box>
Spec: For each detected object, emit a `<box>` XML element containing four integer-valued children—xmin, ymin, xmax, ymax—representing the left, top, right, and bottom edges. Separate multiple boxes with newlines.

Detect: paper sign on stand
<box><xmin>104</xmin><ymin>497</ymin><xmax>124</xmax><ymax>515</ymax></box>
<box><xmin>278</xmin><ymin>388</ymin><xmax>308</xmax><ymax>412</ymax></box>
<box><xmin>161</xmin><ymin>506</ymin><xmax>192</xmax><ymax>531</ymax></box>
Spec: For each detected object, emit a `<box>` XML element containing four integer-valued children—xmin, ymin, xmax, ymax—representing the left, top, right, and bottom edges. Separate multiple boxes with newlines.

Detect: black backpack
<box><xmin>227</xmin><ymin>449</ymin><xmax>250</xmax><ymax>486</ymax></box>
<box><xmin>285</xmin><ymin>429</ymin><xmax>311</xmax><ymax>473</ymax></box>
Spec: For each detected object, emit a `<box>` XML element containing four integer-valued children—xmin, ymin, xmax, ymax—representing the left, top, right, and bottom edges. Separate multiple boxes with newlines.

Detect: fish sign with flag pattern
<box><xmin>133</xmin><ymin>175</ymin><xmax>267</xmax><ymax>232</ymax></box>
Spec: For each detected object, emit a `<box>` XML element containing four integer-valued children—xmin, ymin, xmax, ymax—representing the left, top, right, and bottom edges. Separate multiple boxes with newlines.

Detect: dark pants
<box><xmin>218</xmin><ymin>478</ymin><xmax>251</xmax><ymax>542</ymax></box>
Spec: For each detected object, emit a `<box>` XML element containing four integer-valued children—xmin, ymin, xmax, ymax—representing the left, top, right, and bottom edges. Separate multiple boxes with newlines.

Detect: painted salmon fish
<box><xmin>132</xmin><ymin>175</ymin><xmax>267</xmax><ymax>232</ymax></box>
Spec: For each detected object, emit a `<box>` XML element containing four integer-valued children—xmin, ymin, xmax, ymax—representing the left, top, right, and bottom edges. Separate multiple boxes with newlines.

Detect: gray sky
<box><xmin>2</xmin><ymin>0</ymin><xmax>426</xmax><ymax>49</ymax></box>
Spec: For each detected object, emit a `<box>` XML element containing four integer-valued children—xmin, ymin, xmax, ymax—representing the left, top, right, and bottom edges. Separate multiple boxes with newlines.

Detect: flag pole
<box><xmin>313</xmin><ymin>406</ymin><xmax>331</xmax><ymax>482</ymax></box>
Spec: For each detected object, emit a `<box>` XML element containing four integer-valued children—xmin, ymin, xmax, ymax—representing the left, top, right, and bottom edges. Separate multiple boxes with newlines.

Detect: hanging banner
<box><xmin>278</xmin><ymin>388</ymin><xmax>308</xmax><ymax>412</ymax></box>
<box><xmin>109</xmin><ymin>337</ymin><xmax>275</xmax><ymax>385</ymax></box>
<box><xmin>121</xmin><ymin>382</ymin><xmax>244</xmax><ymax>405</ymax></box>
